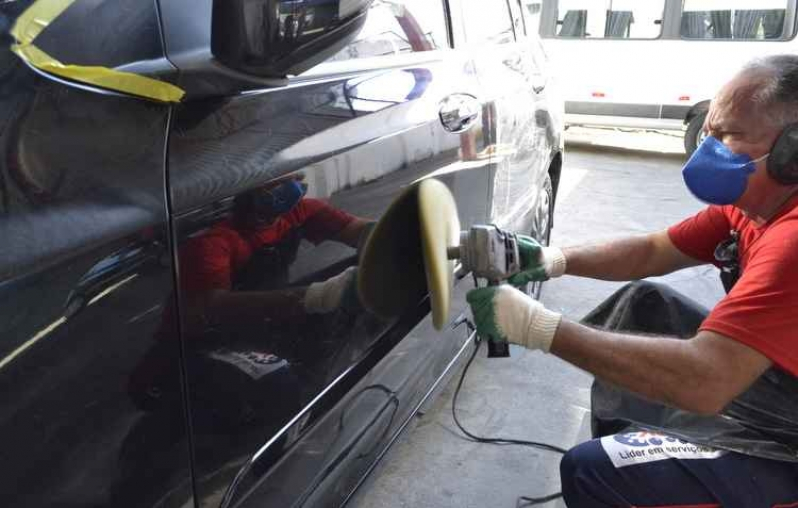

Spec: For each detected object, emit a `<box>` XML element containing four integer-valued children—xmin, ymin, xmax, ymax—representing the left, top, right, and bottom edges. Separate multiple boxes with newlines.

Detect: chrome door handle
<box><xmin>439</xmin><ymin>94</ymin><xmax>480</xmax><ymax>133</ymax></box>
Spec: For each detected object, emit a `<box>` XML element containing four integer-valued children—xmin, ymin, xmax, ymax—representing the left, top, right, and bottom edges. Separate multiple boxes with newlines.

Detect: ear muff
<box><xmin>768</xmin><ymin>123</ymin><xmax>798</xmax><ymax>185</ymax></box>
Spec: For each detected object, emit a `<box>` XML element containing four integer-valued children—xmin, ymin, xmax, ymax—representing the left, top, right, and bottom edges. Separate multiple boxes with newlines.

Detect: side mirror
<box><xmin>212</xmin><ymin>0</ymin><xmax>372</xmax><ymax>78</ymax></box>
<box><xmin>155</xmin><ymin>0</ymin><xmax>373</xmax><ymax>99</ymax></box>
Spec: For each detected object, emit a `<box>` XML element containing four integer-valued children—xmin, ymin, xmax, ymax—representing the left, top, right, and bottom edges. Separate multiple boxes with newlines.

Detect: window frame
<box><xmin>508</xmin><ymin>0</ymin><xmax>528</xmax><ymax>38</ymax></box>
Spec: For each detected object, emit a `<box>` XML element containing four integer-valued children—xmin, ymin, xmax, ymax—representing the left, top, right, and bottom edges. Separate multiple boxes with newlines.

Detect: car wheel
<box><xmin>684</xmin><ymin>111</ymin><xmax>707</xmax><ymax>156</ymax></box>
<box><xmin>525</xmin><ymin>174</ymin><xmax>553</xmax><ymax>300</ymax></box>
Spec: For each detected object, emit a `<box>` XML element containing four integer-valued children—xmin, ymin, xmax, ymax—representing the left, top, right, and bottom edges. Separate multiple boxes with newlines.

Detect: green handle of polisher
<box><xmin>485</xmin><ymin>280</ymin><xmax>510</xmax><ymax>358</ymax></box>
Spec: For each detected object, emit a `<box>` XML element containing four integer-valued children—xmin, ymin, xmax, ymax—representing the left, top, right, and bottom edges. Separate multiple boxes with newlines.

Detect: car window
<box><xmin>555</xmin><ymin>0</ymin><xmax>666</xmax><ymax>39</ymax></box>
<box><xmin>521</xmin><ymin>0</ymin><xmax>543</xmax><ymax>34</ymax></box>
<box><xmin>300</xmin><ymin>0</ymin><xmax>448</xmax><ymax>77</ymax></box>
<box><xmin>680</xmin><ymin>0</ymin><xmax>790</xmax><ymax>40</ymax></box>
<box><xmin>326</xmin><ymin>0</ymin><xmax>448</xmax><ymax>61</ymax></box>
<box><xmin>460</xmin><ymin>0</ymin><xmax>515</xmax><ymax>45</ymax></box>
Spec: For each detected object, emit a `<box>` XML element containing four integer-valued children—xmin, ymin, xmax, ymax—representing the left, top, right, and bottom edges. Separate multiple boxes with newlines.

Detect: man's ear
<box><xmin>768</xmin><ymin>124</ymin><xmax>798</xmax><ymax>185</ymax></box>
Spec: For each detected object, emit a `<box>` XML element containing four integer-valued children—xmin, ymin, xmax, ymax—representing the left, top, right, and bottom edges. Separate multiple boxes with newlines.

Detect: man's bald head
<box><xmin>736</xmin><ymin>55</ymin><xmax>798</xmax><ymax>129</ymax></box>
<box><xmin>702</xmin><ymin>55</ymin><xmax>798</xmax><ymax>220</ymax></box>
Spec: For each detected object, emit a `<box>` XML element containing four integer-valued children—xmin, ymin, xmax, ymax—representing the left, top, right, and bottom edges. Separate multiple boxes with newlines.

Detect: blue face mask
<box><xmin>266</xmin><ymin>180</ymin><xmax>307</xmax><ymax>213</ymax></box>
<box><xmin>252</xmin><ymin>180</ymin><xmax>307</xmax><ymax>220</ymax></box>
<box><xmin>682</xmin><ymin>136</ymin><xmax>769</xmax><ymax>205</ymax></box>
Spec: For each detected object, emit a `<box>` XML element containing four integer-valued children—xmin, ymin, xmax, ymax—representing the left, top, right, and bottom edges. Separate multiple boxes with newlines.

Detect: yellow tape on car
<box><xmin>10</xmin><ymin>0</ymin><xmax>76</xmax><ymax>45</ymax></box>
<box><xmin>10</xmin><ymin>0</ymin><xmax>185</xmax><ymax>103</ymax></box>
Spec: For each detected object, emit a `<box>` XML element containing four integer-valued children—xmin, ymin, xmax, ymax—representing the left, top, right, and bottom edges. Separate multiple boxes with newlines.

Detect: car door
<box><xmin>165</xmin><ymin>1</ymin><xmax>491</xmax><ymax>506</ymax></box>
<box><xmin>0</xmin><ymin>1</ymin><xmax>192</xmax><ymax>507</ymax></box>
<box><xmin>454</xmin><ymin>0</ymin><xmax>561</xmax><ymax>238</ymax></box>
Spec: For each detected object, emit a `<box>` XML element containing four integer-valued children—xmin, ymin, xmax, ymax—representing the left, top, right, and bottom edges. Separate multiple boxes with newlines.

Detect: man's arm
<box><xmin>550</xmin><ymin>321</ymin><xmax>773</xmax><ymax>415</ymax></box>
<box><xmin>563</xmin><ymin>230</ymin><xmax>703</xmax><ymax>281</ymax></box>
<box><xmin>332</xmin><ymin>218</ymin><xmax>371</xmax><ymax>248</ymax></box>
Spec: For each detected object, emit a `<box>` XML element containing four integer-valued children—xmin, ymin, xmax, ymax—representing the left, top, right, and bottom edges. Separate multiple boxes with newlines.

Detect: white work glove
<box><xmin>508</xmin><ymin>235</ymin><xmax>567</xmax><ymax>286</ymax></box>
<box><xmin>304</xmin><ymin>267</ymin><xmax>360</xmax><ymax>314</ymax></box>
<box><xmin>467</xmin><ymin>285</ymin><xmax>562</xmax><ymax>352</ymax></box>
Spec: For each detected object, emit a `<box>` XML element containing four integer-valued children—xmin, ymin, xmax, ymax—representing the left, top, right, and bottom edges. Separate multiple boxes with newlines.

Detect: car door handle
<box><xmin>439</xmin><ymin>94</ymin><xmax>480</xmax><ymax>133</ymax></box>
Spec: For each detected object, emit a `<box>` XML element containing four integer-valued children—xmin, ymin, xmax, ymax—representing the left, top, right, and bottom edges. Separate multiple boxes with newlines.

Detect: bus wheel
<box><xmin>684</xmin><ymin>111</ymin><xmax>708</xmax><ymax>155</ymax></box>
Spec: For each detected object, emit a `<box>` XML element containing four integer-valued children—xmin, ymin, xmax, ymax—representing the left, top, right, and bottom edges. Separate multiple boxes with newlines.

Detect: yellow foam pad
<box><xmin>358</xmin><ymin>179</ymin><xmax>460</xmax><ymax>330</ymax></box>
<box><xmin>418</xmin><ymin>179</ymin><xmax>460</xmax><ymax>330</ymax></box>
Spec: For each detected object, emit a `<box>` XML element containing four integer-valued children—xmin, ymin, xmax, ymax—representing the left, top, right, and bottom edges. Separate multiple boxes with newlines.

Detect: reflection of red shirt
<box><xmin>668</xmin><ymin>197</ymin><xmax>798</xmax><ymax>376</ymax></box>
<box><xmin>181</xmin><ymin>199</ymin><xmax>354</xmax><ymax>293</ymax></box>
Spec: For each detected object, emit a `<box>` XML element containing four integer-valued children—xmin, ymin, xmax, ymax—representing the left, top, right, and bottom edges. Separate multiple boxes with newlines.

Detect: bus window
<box><xmin>680</xmin><ymin>0</ymin><xmax>791</xmax><ymax>40</ymax></box>
<box><xmin>554</xmin><ymin>0</ymin><xmax>665</xmax><ymax>39</ymax></box>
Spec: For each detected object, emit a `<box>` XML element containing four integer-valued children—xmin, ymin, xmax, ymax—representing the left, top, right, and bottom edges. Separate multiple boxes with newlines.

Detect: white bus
<box><xmin>526</xmin><ymin>0</ymin><xmax>798</xmax><ymax>153</ymax></box>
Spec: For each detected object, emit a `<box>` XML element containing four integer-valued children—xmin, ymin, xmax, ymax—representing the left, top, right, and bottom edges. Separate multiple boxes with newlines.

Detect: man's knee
<box><xmin>621</xmin><ymin>280</ymin><xmax>671</xmax><ymax>300</ymax></box>
<box><xmin>582</xmin><ymin>280</ymin><xmax>675</xmax><ymax>331</ymax></box>
<box><xmin>624</xmin><ymin>279</ymin><xmax>664</xmax><ymax>292</ymax></box>
<box><xmin>560</xmin><ymin>440</ymin><xmax>609</xmax><ymax>506</ymax></box>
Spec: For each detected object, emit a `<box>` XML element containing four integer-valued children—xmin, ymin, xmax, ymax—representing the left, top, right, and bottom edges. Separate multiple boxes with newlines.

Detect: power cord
<box><xmin>451</xmin><ymin>329</ymin><xmax>566</xmax><ymax>506</ymax></box>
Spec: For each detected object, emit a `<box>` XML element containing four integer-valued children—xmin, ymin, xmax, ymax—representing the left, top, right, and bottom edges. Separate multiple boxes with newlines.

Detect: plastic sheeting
<box><xmin>587</xmin><ymin>280</ymin><xmax>798</xmax><ymax>463</ymax></box>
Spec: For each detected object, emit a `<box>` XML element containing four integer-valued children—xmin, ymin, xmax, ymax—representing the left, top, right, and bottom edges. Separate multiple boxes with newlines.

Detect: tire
<box><xmin>684</xmin><ymin>111</ymin><xmax>707</xmax><ymax>156</ymax></box>
<box><xmin>526</xmin><ymin>174</ymin><xmax>554</xmax><ymax>301</ymax></box>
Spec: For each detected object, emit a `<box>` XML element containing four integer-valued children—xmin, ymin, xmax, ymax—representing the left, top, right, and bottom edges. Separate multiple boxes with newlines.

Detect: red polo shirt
<box><xmin>668</xmin><ymin>196</ymin><xmax>798</xmax><ymax>376</ymax></box>
<box><xmin>180</xmin><ymin>198</ymin><xmax>355</xmax><ymax>293</ymax></box>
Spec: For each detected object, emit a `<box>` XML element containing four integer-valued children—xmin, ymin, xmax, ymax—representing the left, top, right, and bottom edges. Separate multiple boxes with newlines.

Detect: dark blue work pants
<box><xmin>560</xmin><ymin>430</ymin><xmax>798</xmax><ymax>507</ymax></box>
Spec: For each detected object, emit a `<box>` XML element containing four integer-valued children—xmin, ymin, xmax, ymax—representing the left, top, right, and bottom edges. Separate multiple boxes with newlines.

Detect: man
<box><xmin>468</xmin><ymin>55</ymin><xmax>798</xmax><ymax>506</ymax></box>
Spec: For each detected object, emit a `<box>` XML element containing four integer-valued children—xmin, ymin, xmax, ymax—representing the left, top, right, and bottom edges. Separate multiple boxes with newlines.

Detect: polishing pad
<box><xmin>418</xmin><ymin>179</ymin><xmax>460</xmax><ymax>329</ymax></box>
<box><xmin>358</xmin><ymin>179</ymin><xmax>461</xmax><ymax>330</ymax></box>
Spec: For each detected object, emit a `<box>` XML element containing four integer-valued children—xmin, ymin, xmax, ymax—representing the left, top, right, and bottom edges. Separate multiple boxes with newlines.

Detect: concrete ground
<box><xmin>347</xmin><ymin>129</ymin><xmax>727</xmax><ymax>508</ymax></box>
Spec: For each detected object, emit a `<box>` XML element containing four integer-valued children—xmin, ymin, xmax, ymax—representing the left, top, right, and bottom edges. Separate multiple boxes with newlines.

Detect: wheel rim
<box><xmin>527</xmin><ymin>183</ymin><xmax>552</xmax><ymax>299</ymax></box>
<box><xmin>534</xmin><ymin>186</ymin><xmax>552</xmax><ymax>247</ymax></box>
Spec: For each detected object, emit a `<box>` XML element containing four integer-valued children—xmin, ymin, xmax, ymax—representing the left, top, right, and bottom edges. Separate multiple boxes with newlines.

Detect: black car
<box><xmin>0</xmin><ymin>0</ymin><xmax>563</xmax><ymax>506</ymax></box>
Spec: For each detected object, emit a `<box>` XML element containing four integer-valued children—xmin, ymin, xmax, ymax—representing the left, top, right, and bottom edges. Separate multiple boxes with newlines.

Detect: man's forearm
<box><xmin>549</xmin><ymin>320</ymin><xmax>716</xmax><ymax>414</ymax></box>
<box><xmin>336</xmin><ymin>218</ymin><xmax>371</xmax><ymax>248</ymax></box>
<box><xmin>563</xmin><ymin>236</ymin><xmax>657</xmax><ymax>281</ymax></box>
<box><xmin>561</xmin><ymin>231</ymin><xmax>699</xmax><ymax>281</ymax></box>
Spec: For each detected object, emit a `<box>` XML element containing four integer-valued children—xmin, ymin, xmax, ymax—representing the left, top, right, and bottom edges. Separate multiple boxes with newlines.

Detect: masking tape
<box><xmin>10</xmin><ymin>0</ymin><xmax>185</xmax><ymax>103</ymax></box>
<box><xmin>12</xmin><ymin>44</ymin><xmax>185</xmax><ymax>103</ymax></box>
<box><xmin>11</xmin><ymin>0</ymin><xmax>76</xmax><ymax>45</ymax></box>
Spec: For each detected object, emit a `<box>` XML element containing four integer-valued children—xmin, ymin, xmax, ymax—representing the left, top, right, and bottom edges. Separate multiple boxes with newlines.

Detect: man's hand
<box><xmin>304</xmin><ymin>267</ymin><xmax>360</xmax><ymax>314</ymax></box>
<box><xmin>508</xmin><ymin>235</ymin><xmax>567</xmax><ymax>286</ymax></box>
<box><xmin>466</xmin><ymin>285</ymin><xmax>562</xmax><ymax>352</ymax></box>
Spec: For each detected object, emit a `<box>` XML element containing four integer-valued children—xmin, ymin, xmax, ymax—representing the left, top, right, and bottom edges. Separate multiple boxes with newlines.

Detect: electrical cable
<box><xmin>451</xmin><ymin>331</ymin><xmax>566</xmax><ymax>506</ymax></box>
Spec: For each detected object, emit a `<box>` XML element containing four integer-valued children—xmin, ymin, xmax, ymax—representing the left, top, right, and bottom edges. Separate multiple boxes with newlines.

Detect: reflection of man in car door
<box><xmin>180</xmin><ymin>175</ymin><xmax>371</xmax><ymax>330</ymax></box>
<box><xmin>118</xmin><ymin>176</ymin><xmax>372</xmax><ymax>502</ymax></box>
<box><xmin>130</xmin><ymin>175</ymin><xmax>373</xmax><ymax>409</ymax></box>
